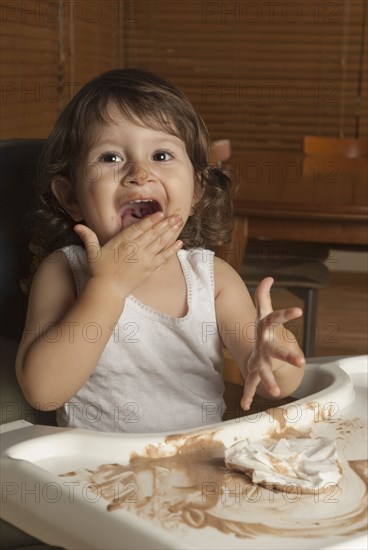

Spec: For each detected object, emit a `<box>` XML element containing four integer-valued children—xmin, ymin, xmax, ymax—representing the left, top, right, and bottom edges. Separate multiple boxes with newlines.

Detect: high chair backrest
<box><xmin>0</xmin><ymin>139</ymin><xmax>45</xmax><ymax>340</ymax></box>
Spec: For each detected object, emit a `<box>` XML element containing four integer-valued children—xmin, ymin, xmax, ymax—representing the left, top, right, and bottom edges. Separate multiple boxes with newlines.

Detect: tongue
<box><xmin>121</xmin><ymin>212</ymin><xmax>142</xmax><ymax>229</ymax></box>
<box><xmin>121</xmin><ymin>202</ymin><xmax>160</xmax><ymax>229</ymax></box>
<box><xmin>135</xmin><ymin>204</ymin><xmax>154</xmax><ymax>218</ymax></box>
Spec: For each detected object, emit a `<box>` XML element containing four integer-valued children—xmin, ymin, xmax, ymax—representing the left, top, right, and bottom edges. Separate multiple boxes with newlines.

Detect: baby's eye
<box><xmin>152</xmin><ymin>150</ymin><xmax>173</xmax><ymax>162</ymax></box>
<box><xmin>100</xmin><ymin>153</ymin><xmax>123</xmax><ymax>163</ymax></box>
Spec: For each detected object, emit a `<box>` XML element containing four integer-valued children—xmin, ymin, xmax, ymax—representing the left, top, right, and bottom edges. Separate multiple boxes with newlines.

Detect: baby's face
<box><xmin>72</xmin><ymin>104</ymin><xmax>198</xmax><ymax>245</ymax></box>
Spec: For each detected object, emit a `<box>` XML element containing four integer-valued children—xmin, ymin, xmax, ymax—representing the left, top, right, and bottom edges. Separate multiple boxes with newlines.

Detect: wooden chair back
<box><xmin>303</xmin><ymin>136</ymin><xmax>367</xmax><ymax>158</ymax></box>
<box><xmin>209</xmin><ymin>139</ymin><xmax>231</xmax><ymax>166</ymax></box>
<box><xmin>303</xmin><ymin>136</ymin><xmax>367</xmax><ymax>176</ymax></box>
<box><xmin>210</xmin><ymin>139</ymin><xmax>247</xmax><ymax>270</ymax></box>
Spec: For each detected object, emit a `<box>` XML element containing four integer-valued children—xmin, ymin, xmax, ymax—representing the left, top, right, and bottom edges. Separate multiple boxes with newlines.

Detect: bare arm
<box><xmin>16</xmin><ymin>212</ymin><xmax>183</xmax><ymax>410</ymax></box>
<box><xmin>214</xmin><ymin>257</ymin><xmax>305</xmax><ymax>410</ymax></box>
<box><xmin>16</xmin><ymin>252</ymin><xmax>122</xmax><ymax>409</ymax></box>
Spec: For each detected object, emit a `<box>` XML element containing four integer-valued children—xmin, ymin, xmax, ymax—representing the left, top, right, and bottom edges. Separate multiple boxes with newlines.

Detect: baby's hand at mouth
<box><xmin>74</xmin><ymin>212</ymin><xmax>183</xmax><ymax>297</ymax></box>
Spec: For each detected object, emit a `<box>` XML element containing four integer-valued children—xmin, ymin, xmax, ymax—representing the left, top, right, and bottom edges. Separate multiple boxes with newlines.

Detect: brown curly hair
<box><xmin>34</xmin><ymin>68</ymin><xmax>233</xmax><ymax>252</ymax></box>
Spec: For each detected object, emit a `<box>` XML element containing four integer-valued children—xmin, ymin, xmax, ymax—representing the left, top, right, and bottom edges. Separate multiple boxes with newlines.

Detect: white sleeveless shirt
<box><xmin>56</xmin><ymin>246</ymin><xmax>225</xmax><ymax>433</ymax></box>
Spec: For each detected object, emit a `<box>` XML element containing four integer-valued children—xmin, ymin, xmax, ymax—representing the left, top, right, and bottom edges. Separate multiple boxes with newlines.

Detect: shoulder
<box><xmin>29</xmin><ymin>249</ymin><xmax>77</xmax><ymax>309</ymax></box>
<box><xmin>183</xmin><ymin>249</ymin><xmax>247</xmax><ymax>297</ymax></box>
<box><xmin>213</xmin><ymin>255</ymin><xmax>246</xmax><ymax>297</ymax></box>
<box><xmin>34</xmin><ymin>248</ymin><xmax>76</xmax><ymax>281</ymax></box>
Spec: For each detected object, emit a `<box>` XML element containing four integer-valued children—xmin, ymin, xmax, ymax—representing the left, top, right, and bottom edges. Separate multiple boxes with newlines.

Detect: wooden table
<box><xmin>219</xmin><ymin>151</ymin><xmax>368</xmax><ymax>272</ymax></box>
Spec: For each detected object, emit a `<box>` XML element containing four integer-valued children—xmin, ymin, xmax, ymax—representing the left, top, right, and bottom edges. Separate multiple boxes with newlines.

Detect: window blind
<box><xmin>123</xmin><ymin>0</ymin><xmax>368</xmax><ymax>153</ymax></box>
<box><xmin>1</xmin><ymin>0</ymin><xmax>61</xmax><ymax>138</ymax></box>
<box><xmin>62</xmin><ymin>1</ymin><xmax>122</xmax><ymax>98</ymax></box>
<box><xmin>1</xmin><ymin>0</ymin><xmax>122</xmax><ymax>139</ymax></box>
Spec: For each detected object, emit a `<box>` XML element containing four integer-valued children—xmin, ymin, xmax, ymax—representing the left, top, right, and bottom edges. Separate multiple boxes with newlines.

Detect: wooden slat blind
<box><xmin>123</xmin><ymin>0</ymin><xmax>368</xmax><ymax>153</ymax></box>
<box><xmin>62</xmin><ymin>1</ymin><xmax>122</xmax><ymax>99</ymax></box>
<box><xmin>1</xmin><ymin>0</ymin><xmax>122</xmax><ymax>139</ymax></box>
<box><xmin>1</xmin><ymin>1</ymin><xmax>60</xmax><ymax>137</ymax></box>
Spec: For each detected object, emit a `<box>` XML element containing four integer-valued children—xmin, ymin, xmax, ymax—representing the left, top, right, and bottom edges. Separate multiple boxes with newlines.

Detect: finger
<box><xmin>146</xmin><ymin>215</ymin><xmax>184</xmax><ymax>254</ymax></box>
<box><xmin>242</xmin><ymin>352</ymin><xmax>285</xmax><ymax>411</ymax></box>
<box><xmin>261</xmin><ymin>307</ymin><xmax>303</xmax><ymax>323</ymax></box>
<box><xmin>147</xmin><ymin>239</ymin><xmax>184</xmax><ymax>274</ymax></box>
<box><xmin>255</xmin><ymin>277</ymin><xmax>274</xmax><ymax>319</ymax></box>
<box><xmin>120</xmin><ymin>213</ymin><xmax>183</xmax><ymax>248</ymax></box>
<box><xmin>257</xmin><ymin>365</ymin><xmax>281</xmax><ymax>397</ymax></box>
<box><xmin>258</xmin><ymin>306</ymin><xmax>303</xmax><ymax>327</ymax></box>
<box><xmin>262</xmin><ymin>341</ymin><xmax>305</xmax><ymax>368</ymax></box>
<box><xmin>159</xmin><ymin>239</ymin><xmax>184</xmax><ymax>261</ymax></box>
<box><xmin>241</xmin><ymin>370</ymin><xmax>261</xmax><ymax>411</ymax></box>
<box><xmin>74</xmin><ymin>224</ymin><xmax>101</xmax><ymax>263</ymax></box>
<box><xmin>125</xmin><ymin>211</ymin><xmax>166</xmax><ymax>237</ymax></box>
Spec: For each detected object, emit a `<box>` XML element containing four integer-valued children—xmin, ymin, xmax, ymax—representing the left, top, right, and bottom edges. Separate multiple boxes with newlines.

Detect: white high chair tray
<box><xmin>1</xmin><ymin>356</ymin><xmax>367</xmax><ymax>550</ymax></box>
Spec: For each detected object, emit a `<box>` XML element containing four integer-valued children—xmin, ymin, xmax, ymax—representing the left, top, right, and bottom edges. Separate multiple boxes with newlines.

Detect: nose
<box><xmin>123</xmin><ymin>161</ymin><xmax>151</xmax><ymax>185</ymax></box>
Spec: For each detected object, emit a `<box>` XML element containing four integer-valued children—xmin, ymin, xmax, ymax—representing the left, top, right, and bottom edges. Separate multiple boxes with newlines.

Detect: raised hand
<box><xmin>74</xmin><ymin>211</ymin><xmax>183</xmax><ymax>297</ymax></box>
<box><xmin>241</xmin><ymin>277</ymin><xmax>305</xmax><ymax>411</ymax></box>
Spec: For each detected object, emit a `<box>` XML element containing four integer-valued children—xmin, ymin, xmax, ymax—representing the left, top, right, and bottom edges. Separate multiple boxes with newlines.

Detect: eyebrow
<box><xmin>151</xmin><ymin>137</ymin><xmax>185</xmax><ymax>148</ymax></box>
<box><xmin>89</xmin><ymin>135</ymin><xmax>184</xmax><ymax>152</ymax></box>
<box><xmin>89</xmin><ymin>140</ymin><xmax>119</xmax><ymax>150</ymax></box>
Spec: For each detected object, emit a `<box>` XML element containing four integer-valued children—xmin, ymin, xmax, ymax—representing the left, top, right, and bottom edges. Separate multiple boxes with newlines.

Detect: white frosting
<box><xmin>225</xmin><ymin>437</ymin><xmax>342</xmax><ymax>492</ymax></box>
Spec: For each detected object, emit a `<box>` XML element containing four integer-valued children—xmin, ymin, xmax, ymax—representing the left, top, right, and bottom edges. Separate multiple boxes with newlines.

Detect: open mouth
<box><xmin>120</xmin><ymin>199</ymin><xmax>163</xmax><ymax>229</ymax></box>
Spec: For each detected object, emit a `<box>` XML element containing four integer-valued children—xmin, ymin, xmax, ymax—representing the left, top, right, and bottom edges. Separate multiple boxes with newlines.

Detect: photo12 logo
<box><xmin>1</xmin><ymin>81</ymin><xmax>80</xmax><ymax>104</ymax></box>
<box><xmin>1</xmin><ymin>1</ymin><xmax>140</xmax><ymax>24</ymax></box>
<box><xmin>1</xmin><ymin>479</ymin><xmax>139</xmax><ymax>505</ymax></box>
<box><xmin>201</xmin><ymin>2</ymin><xmax>341</xmax><ymax>24</ymax></box>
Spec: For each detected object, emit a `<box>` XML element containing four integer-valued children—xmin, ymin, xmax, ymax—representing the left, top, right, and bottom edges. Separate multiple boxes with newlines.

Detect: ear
<box><xmin>51</xmin><ymin>177</ymin><xmax>83</xmax><ymax>221</ymax></box>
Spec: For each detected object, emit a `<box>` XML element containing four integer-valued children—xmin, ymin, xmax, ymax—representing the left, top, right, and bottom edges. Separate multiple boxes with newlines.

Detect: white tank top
<box><xmin>56</xmin><ymin>246</ymin><xmax>225</xmax><ymax>433</ymax></box>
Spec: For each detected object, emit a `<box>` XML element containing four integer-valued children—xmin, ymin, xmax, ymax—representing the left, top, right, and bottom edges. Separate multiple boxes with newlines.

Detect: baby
<box><xmin>16</xmin><ymin>68</ymin><xmax>305</xmax><ymax>433</ymax></box>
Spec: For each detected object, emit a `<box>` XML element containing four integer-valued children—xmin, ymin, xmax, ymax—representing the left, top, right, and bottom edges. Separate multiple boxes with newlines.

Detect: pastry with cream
<box><xmin>224</xmin><ymin>437</ymin><xmax>342</xmax><ymax>494</ymax></box>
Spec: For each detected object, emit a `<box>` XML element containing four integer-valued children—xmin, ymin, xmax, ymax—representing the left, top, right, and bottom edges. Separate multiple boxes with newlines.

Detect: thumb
<box><xmin>74</xmin><ymin>224</ymin><xmax>101</xmax><ymax>263</ymax></box>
